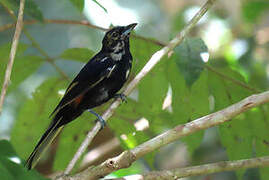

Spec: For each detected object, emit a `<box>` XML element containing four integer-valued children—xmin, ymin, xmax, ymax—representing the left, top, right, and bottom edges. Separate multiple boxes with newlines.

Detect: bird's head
<box><xmin>102</xmin><ymin>23</ymin><xmax>137</xmax><ymax>54</ymax></box>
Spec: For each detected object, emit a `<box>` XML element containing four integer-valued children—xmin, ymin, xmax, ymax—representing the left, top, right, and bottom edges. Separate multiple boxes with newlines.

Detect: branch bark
<box><xmin>110</xmin><ymin>156</ymin><xmax>269</xmax><ymax>180</ymax></box>
<box><xmin>61</xmin><ymin>91</ymin><xmax>269</xmax><ymax>180</ymax></box>
<box><xmin>0</xmin><ymin>0</ymin><xmax>25</xmax><ymax>114</ymax></box>
<box><xmin>63</xmin><ymin>0</ymin><xmax>217</xmax><ymax>175</ymax></box>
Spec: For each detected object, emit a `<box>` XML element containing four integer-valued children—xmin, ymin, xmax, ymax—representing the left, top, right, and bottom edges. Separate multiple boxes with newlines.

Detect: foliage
<box><xmin>0</xmin><ymin>0</ymin><xmax>44</xmax><ymax>21</ymax></box>
<box><xmin>0</xmin><ymin>0</ymin><xmax>269</xmax><ymax>179</ymax></box>
<box><xmin>0</xmin><ymin>140</ymin><xmax>48</xmax><ymax>180</ymax></box>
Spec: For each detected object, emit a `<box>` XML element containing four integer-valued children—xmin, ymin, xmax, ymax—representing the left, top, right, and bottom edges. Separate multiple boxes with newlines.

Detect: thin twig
<box><xmin>0</xmin><ymin>19</ymin><xmax>166</xmax><ymax>47</ymax></box>
<box><xmin>63</xmin><ymin>0</ymin><xmax>217</xmax><ymax>175</ymax></box>
<box><xmin>110</xmin><ymin>156</ymin><xmax>269</xmax><ymax>180</ymax></box>
<box><xmin>0</xmin><ymin>0</ymin><xmax>25</xmax><ymax>114</ymax></box>
<box><xmin>0</xmin><ymin>19</ymin><xmax>105</xmax><ymax>32</ymax></box>
<box><xmin>65</xmin><ymin>90</ymin><xmax>269</xmax><ymax>179</ymax></box>
<box><xmin>0</xmin><ymin>3</ymin><xmax>69</xmax><ymax>80</ymax></box>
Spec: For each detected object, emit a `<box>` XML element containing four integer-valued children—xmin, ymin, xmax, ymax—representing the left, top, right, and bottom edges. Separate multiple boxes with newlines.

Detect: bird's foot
<box><xmin>88</xmin><ymin>109</ymin><xmax>106</xmax><ymax>130</ymax></box>
<box><xmin>114</xmin><ymin>93</ymin><xmax>127</xmax><ymax>103</ymax></box>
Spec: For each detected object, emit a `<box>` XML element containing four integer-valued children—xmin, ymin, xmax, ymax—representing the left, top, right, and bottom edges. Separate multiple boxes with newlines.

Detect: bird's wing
<box><xmin>50</xmin><ymin>55</ymin><xmax>114</xmax><ymax>117</ymax></box>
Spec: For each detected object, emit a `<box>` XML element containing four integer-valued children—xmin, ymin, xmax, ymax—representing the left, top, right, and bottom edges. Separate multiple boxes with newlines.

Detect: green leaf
<box><xmin>220</xmin><ymin>114</ymin><xmax>253</xmax><ymax>179</ymax></box>
<box><xmin>9</xmin><ymin>56</ymin><xmax>43</xmax><ymax>92</ymax></box>
<box><xmin>242</xmin><ymin>0</ymin><xmax>269</xmax><ymax>23</ymax></box>
<box><xmin>172</xmin><ymin>38</ymin><xmax>207</xmax><ymax>87</ymax></box>
<box><xmin>166</xmin><ymin>59</ymin><xmax>190</xmax><ymax>126</ymax></box>
<box><xmin>0</xmin><ymin>43</ymin><xmax>29</xmax><ymax>92</ymax></box>
<box><xmin>0</xmin><ymin>140</ymin><xmax>18</xmax><ymax>158</ymax></box>
<box><xmin>11</xmin><ymin>78</ymin><xmax>67</xmax><ymax>161</ymax></box>
<box><xmin>167</xmin><ymin>59</ymin><xmax>209</xmax><ymax>155</ymax></box>
<box><xmin>109</xmin><ymin>100</ymin><xmax>143</xmax><ymax>148</ymax></box>
<box><xmin>24</xmin><ymin>0</ymin><xmax>44</xmax><ymax>22</ymax></box>
<box><xmin>0</xmin><ymin>0</ymin><xmax>17</xmax><ymax>11</ymax></box>
<box><xmin>69</xmin><ymin>0</ymin><xmax>84</xmax><ymax>12</ymax></box>
<box><xmin>0</xmin><ymin>140</ymin><xmax>48</xmax><ymax>180</ymax></box>
<box><xmin>0</xmin><ymin>0</ymin><xmax>44</xmax><ymax>22</ymax></box>
<box><xmin>207</xmin><ymin>69</ymin><xmax>231</xmax><ymax>111</ymax></box>
<box><xmin>0</xmin><ymin>162</ymin><xmax>14</xmax><ymax>180</ymax></box>
<box><xmin>60</xmin><ymin>48</ymin><xmax>94</xmax><ymax>62</ymax></box>
<box><xmin>208</xmin><ymin>67</ymin><xmax>261</xmax><ymax>179</ymax></box>
<box><xmin>253</xmin><ymin>106</ymin><xmax>269</xmax><ymax>180</ymax></box>
<box><xmin>139</xmin><ymin>59</ymin><xmax>169</xmax><ymax>115</ymax></box>
<box><xmin>183</xmin><ymin>72</ymin><xmax>209</xmax><ymax>153</ymax></box>
<box><xmin>130</xmin><ymin>37</ymin><xmax>161</xmax><ymax>75</ymax></box>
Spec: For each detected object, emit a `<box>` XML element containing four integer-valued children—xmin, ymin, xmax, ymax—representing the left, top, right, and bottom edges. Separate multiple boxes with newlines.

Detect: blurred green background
<box><xmin>0</xmin><ymin>0</ymin><xmax>269</xmax><ymax>179</ymax></box>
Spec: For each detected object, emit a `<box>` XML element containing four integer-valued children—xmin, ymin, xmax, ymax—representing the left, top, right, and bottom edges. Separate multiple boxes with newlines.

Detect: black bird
<box><xmin>25</xmin><ymin>23</ymin><xmax>137</xmax><ymax>170</ymax></box>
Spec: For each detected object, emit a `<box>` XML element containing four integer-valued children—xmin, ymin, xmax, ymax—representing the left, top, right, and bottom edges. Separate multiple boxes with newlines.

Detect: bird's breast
<box><xmin>81</xmin><ymin>58</ymin><xmax>131</xmax><ymax>109</ymax></box>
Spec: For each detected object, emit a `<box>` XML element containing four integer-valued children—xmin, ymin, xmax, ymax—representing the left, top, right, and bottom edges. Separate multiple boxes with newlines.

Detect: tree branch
<box><xmin>0</xmin><ymin>0</ymin><xmax>25</xmax><ymax>114</ymax></box>
<box><xmin>110</xmin><ymin>156</ymin><xmax>269</xmax><ymax>180</ymax></box>
<box><xmin>0</xmin><ymin>19</ymin><xmax>166</xmax><ymax>47</ymax></box>
<box><xmin>62</xmin><ymin>0</ymin><xmax>217</xmax><ymax>175</ymax></box>
<box><xmin>62</xmin><ymin>90</ymin><xmax>269</xmax><ymax>180</ymax></box>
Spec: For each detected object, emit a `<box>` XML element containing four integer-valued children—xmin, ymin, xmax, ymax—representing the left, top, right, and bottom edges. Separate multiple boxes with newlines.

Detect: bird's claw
<box><xmin>88</xmin><ymin>109</ymin><xmax>106</xmax><ymax>130</ymax></box>
<box><xmin>95</xmin><ymin>117</ymin><xmax>106</xmax><ymax>130</ymax></box>
<box><xmin>114</xmin><ymin>93</ymin><xmax>127</xmax><ymax>103</ymax></box>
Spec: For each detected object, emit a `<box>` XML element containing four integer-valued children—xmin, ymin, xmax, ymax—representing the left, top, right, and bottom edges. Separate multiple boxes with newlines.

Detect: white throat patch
<box><xmin>110</xmin><ymin>41</ymin><xmax>125</xmax><ymax>61</ymax></box>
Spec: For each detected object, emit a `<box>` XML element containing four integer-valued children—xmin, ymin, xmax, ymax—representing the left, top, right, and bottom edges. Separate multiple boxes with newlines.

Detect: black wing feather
<box><xmin>50</xmin><ymin>54</ymin><xmax>114</xmax><ymax>117</ymax></box>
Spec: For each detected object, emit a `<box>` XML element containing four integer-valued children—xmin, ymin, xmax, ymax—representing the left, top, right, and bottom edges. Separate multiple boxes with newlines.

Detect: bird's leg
<box><xmin>88</xmin><ymin>109</ymin><xmax>106</xmax><ymax>129</ymax></box>
<box><xmin>114</xmin><ymin>93</ymin><xmax>127</xmax><ymax>103</ymax></box>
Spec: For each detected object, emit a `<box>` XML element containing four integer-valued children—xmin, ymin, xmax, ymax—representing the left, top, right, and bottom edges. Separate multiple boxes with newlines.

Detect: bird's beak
<box><xmin>122</xmin><ymin>23</ymin><xmax>137</xmax><ymax>36</ymax></box>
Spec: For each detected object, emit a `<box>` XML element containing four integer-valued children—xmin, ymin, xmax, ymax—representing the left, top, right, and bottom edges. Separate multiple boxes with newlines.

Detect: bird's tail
<box><xmin>25</xmin><ymin>119</ymin><xmax>64</xmax><ymax>170</ymax></box>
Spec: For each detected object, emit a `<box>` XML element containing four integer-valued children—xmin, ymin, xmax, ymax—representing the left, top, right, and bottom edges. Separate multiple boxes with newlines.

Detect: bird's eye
<box><xmin>112</xmin><ymin>32</ymin><xmax>118</xmax><ymax>37</ymax></box>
